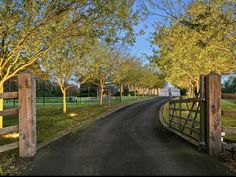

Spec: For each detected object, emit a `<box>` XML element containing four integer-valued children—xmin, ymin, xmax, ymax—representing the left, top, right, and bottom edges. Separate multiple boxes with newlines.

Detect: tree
<box><xmin>0</xmin><ymin>0</ymin><xmax>139</xmax><ymax>127</ymax></box>
<box><xmin>110</xmin><ymin>52</ymin><xmax>131</xmax><ymax>101</ymax></box>
<box><xmin>125</xmin><ymin>58</ymin><xmax>143</xmax><ymax>99</ymax></box>
<box><xmin>140</xmin><ymin>0</ymin><xmax>235</xmax><ymax>95</ymax></box>
<box><xmin>41</xmin><ymin>38</ymin><xmax>87</xmax><ymax>113</ymax></box>
<box><xmin>222</xmin><ymin>75</ymin><xmax>236</xmax><ymax>94</ymax></box>
<box><xmin>140</xmin><ymin>0</ymin><xmax>236</xmax><ymax>59</ymax></box>
<box><xmin>151</xmin><ymin>18</ymin><xmax>235</xmax><ymax>96</ymax></box>
<box><xmin>81</xmin><ymin>45</ymin><xmax>114</xmax><ymax>106</ymax></box>
<box><xmin>184</xmin><ymin>0</ymin><xmax>236</xmax><ymax>61</ymax></box>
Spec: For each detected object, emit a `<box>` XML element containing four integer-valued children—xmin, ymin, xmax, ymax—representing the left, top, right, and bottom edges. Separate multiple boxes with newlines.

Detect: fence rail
<box><xmin>0</xmin><ymin>142</ymin><xmax>19</xmax><ymax>153</ymax></box>
<box><xmin>0</xmin><ymin>125</ymin><xmax>18</xmax><ymax>136</ymax></box>
<box><xmin>0</xmin><ymin>92</ymin><xmax>19</xmax><ymax>153</ymax></box>
<box><xmin>0</xmin><ymin>108</ymin><xmax>18</xmax><ymax>117</ymax></box>
<box><xmin>168</xmin><ymin>96</ymin><xmax>202</xmax><ymax>144</ymax></box>
<box><xmin>0</xmin><ymin>92</ymin><xmax>18</xmax><ymax>99</ymax></box>
<box><xmin>222</xmin><ymin>93</ymin><xmax>236</xmax><ymax>100</ymax></box>
<box><xmin>221</xmin><ymin>110</ymin><xmax>236</xmax><ymax>117</ymax></box>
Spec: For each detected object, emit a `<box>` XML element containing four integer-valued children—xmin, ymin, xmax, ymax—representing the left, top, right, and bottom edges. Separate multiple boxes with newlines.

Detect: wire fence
<box><xmin>4</xmin><ymin>96</ymin><xmax>146</xmax><ymax>107</ymax></box>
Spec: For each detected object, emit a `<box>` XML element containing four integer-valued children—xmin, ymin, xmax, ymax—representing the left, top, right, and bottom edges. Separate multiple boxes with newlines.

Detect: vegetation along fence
<box><xmin>0</xmin><ymin>71</ymin><xmax>36</xmax><ymax>158</ymax></box>
<box><xmin>221</xmin><ymin>93</ymin><xmax>236</xmax><ymax>153</ymax></box>
<box><xmin>221</xmin><ymin>93</ymin><xmax>236</xmax><ymax>135</ymax></box>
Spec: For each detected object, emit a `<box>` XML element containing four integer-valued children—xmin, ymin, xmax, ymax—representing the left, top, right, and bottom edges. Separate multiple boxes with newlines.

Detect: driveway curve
<box><xmin>26</xmin><ymin>97</ymin><xmax>234</xmax><ymax>176</ymax></box>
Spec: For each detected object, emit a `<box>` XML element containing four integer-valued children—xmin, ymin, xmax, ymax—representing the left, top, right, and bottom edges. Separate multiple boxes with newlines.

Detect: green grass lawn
<box><xmin>162</xmin><ymin>98</ymin><xmax>236</xmax><ymax>142</ymax></box>
<box><xmin>0</xmin><ymin>96</ymin><xmax>154</xmax><ymax>175</ymax></box>
<box><xmin>221</xmin><ymin>99</ymin><xmax>236</xmax><ymax>142</ymax></box>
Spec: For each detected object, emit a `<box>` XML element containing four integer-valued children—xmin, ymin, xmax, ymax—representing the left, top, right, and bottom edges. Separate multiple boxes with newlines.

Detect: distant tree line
<box><xmin>222</xmin><ymin>76</ymin><xmax>236</xmax><ymax>94</ymax></box>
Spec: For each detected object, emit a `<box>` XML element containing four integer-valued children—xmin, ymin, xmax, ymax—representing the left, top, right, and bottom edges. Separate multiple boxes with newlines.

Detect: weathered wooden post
<box><xmin>205</xmin><ymin>72</ymin><xmax>221</xmax><ymax>156</ymax></box>
<box><xmin>108</xmin><ymin>87</ymin><xmax>111</xmax><ymax>111</ymax></box>
<box><xmin>18</xmin><ymin>71</ymin><xmax>36</xmax><ymax>158</ymax></box>
<box><xmin>199</xmin><ymin>75</ymin><xmax>207</xmax><ymax>149</ymax></box>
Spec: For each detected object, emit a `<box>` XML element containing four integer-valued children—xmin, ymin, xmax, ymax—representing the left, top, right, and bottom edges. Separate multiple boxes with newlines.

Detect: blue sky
<box><xmin>130</xmin><ymin>0</ymin><xmax>190</xmax><ymax>61</ymax></box>
<box><xmin>130</xmin><ymin>13</ymin><xmax>162</xmax><ymax>61</ymax></box>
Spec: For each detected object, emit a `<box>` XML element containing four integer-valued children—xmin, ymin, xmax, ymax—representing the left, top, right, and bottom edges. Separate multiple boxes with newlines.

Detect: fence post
<box><xmin>179</xmin><ymin>96</ymin><xmax>182</xmax><ymax>131</ymax></box>
<box><xmin>205</xmin><ymin>72</ymin><xmax>221</xmax><ymax>156</ymax></box>
<box><xmin>18</xmin><ymin>71</ymin><xmax>36</xmax><ymax>158</ymax></box>
<box><xmin>200</xmin><ymin>75</ymin><xmax>207</xmax><ymax>149</ymax></box>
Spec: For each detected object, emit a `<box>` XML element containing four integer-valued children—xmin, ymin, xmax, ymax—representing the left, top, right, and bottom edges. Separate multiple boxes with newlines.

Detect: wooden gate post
<box><xmin>18</xmin><ymin>71</ymin><xmax>36</xmax><ymax>158</ymax></box>
<box><xmin>205</xmin><ymin>72</ymin><xmax>221</xmax><ymax>156</ymax></box>
<box><xmin>200</xmin><ymin>75</ymin><xmax>206</xmax><ymax>149</ymax></box>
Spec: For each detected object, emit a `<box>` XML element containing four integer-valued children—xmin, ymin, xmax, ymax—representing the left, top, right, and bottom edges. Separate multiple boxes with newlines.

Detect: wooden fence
<box><xmin>0</xmin><ymin>92</ymin><xmax>19</xmax><ymax>153</ymax></box>
<box><xmin>0</xmin><ymin>71</ymin><xmax>36</xmax><ymax>157</ymax></box>
<box><xmin>169</xmin><ymin>97</ymin><xmax>201</xmax><ymax>145</ymax></box>
<box><xmin>167</xmin><ymin>72</ymin><xmax>222</xmax><ymax>156</ymax></box>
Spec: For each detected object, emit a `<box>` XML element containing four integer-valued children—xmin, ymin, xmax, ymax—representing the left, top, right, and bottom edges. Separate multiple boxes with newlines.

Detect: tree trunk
<box><xmin>189</xmin><ymin>83</ymin><xmax>194</xmax><ymax>98</ymax></box>
<box><xmin>134</xmin><ymin>85</ymin><xmax>136</xmax><ymax>100</ymax></box>
<box><xmin>196</xmin><ymin>79</ymin><xmax>200</xmax><ymax>97</ymax></box>
<box><xmin>119</xmin><ymin>83</ymin><xmax>123</xmax><ymax>101</ymax></box>
<box><xmin>99</xmin><ymin>86</ymin><xmax>104</xmax><ymax>106</ymax></box>
<box><xmin>63</xmin><ymin>89</ymin><xmax>67</xmax><ymax>114</ymax></box>
<box><xmin>142</xmin><ymin>87</ymin><xmax>144</xmax><ymax>97</ymax></box>
<box><xmin>0</xmin><ymin>83</ymin><xmax>3</xmax><ymax>128</ymax></box>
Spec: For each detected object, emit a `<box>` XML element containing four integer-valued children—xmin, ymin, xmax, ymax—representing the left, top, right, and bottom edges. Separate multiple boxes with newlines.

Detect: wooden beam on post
<box><xmin>205</xmin><ymin>72</ymin><xmax>221</xmax><ymax>156</ymax></box>
<box><xmin>0</xmin><ymin>92</ymin><xmax>18</xmax><ymax>99</ymax></box>
<box><xmin>18</xmin><ymin>71</ymin><xmax>36</xmax><ymax>158</ymax></box>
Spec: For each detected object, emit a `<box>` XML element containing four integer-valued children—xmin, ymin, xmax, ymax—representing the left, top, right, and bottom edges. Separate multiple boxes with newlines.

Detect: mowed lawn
<box><xmin>221</xmin><ymin>99</ymin><xmax>236</xmax><ymax>142</ymax></box>
<box><xmin>162</xmin><ymin>98</ymin><xmax>236</xmax><ymax>142</ymax></box>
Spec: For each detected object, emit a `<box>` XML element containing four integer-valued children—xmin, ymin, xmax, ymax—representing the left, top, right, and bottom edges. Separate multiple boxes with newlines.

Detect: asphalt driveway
<box><xmin>26</xmin><ymin>97</ymin><xmax>234</xmax><ymax>176</ymax></box>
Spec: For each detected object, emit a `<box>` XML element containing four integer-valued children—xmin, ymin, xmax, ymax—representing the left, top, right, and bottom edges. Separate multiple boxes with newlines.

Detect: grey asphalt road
<box><xmin>26</xmin><ymin>97</ymin><xmax>234</xmax><ymax>176</ymax></box>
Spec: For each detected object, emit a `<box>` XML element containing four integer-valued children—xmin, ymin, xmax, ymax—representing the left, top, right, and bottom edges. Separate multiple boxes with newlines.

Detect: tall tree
<box><xmin>41</xmin><ymin>38</ymin><xmax>88</xmax><ymax>113</ymax></box>
<box><xmin>110</xmin><ymin>52</ymin><xmax>131</xmax><ymax>101</ymax></box>
<box><xmin>141</xmin><ymin>0</ymin><xmax>236</xmax><ymax>95</ymax></box>
<box><xmin>152</xmin><ymin>20</ymin><xmax>235</xmax><ymax>96</ymax></box>
<box><xmin>81</xmin><ymin>45</ymin><xmax>114</xmax><ymax>106</ymax></box>
<box><xmin>125</xmin><ymin>58</ymin><xmax>143</xmax><ymax>99</ymax></box>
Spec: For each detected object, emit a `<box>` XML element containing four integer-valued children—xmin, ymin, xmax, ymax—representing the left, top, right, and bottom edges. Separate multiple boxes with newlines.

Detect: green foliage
<box><xmin>0</xmin><ymin>0</ymin><xmax>139</xmax><ymax>85</ymax></box>
<box><xmin>0</xmin><ymin>165</ymin><xmax>3</xmax><ymax>176</ymax></box>
<box><xmin>110</xmin><ymin>51</ymin><xmax>132</xmax><ymax>87</ymax></box>
<box><xmin>81</xmin><ymin>44</ymin><xmax>114</xmax><ymax>87</ymax></box>
<box><xmin>222</xmin><ymin>76</ymin><xmax>236</xmax><ymax>94</ymax></box>
<box><xmin>41</xmin><ymin>37</ymin><xmax>83</xmax><ymax>90</ymax></box>
<box><xmin>150</xmin><ymin>0</ymin><xmax>236</xmax><ymax>95</ymax></box>
<box><xmin>35</xmin><ymin>77</ymin><xmax>62</xmax><ymax>97</ymax></box>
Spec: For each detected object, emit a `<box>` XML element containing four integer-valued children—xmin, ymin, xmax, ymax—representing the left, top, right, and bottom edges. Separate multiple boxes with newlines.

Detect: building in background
<box><xmin>158</xmin><ymin>87</ymin><xmax>181</xmax><ymax>97</ymax></box>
